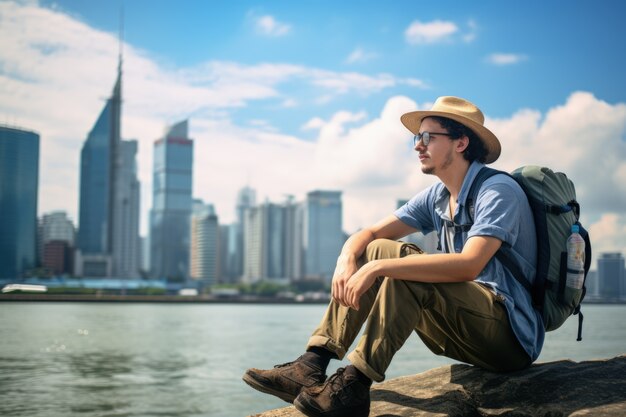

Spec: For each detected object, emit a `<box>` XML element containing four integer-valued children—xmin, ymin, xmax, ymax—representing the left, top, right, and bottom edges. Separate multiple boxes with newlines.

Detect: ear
<box><xmin>456</xmin><ymin>135</ymin><xmax>469</xmax><ymax>153</ymax></box>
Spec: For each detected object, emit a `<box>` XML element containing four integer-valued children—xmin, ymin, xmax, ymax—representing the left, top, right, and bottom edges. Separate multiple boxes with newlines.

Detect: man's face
<box><xmin>414</xmin><ymin>118</ymin><xmax>456</xmax><ymax>175</ymax></box>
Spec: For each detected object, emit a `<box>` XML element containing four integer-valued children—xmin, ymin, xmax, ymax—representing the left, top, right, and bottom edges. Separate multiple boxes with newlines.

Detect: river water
<box><xmin>1</xmin><ymin>302</ymin><xmax>624</xmax><ymax>416</ymax></box>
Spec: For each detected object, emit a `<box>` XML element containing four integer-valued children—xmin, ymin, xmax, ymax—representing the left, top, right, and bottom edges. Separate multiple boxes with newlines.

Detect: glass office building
<box><xmin>0</xmin><ymin>125</ymin><xmax>40</xmax><ymax>279</ymax></box>
<box><xmin>111</xmin><ymin>139</ymin><xmax>141</xmax><ymax>278</ymax></box>
<box><xmin>76</xmin><ymin>61</ymin><xmax>140</xmax><ymax>278</ymax></box>
<box><xmin>598</xmin><ymin>252</ymin><xmax>625</xmax><ymax>301</ymax></box>
<box><xmin>235</xmin><ymin>186</ymin><xmax>256</xmax><ymax>279</ymax></box>
<box><xmin>190</xmin><ymin>200</ymin><xmax>219</xmax><ymax>285</ymax></box>
<box><xmin>304</xmin><ymin>190</ymin><xmax>344</xmax><ymax>281</ymax></box>
<box><xmin>77</xmin><ymin>66</ymin><xmax>121</xmax><ymax>255</ymax></box>
<box><xmin>150</xmin><ymin>120</ymin><xmax>193</xmax><ymax>280</ymax></box>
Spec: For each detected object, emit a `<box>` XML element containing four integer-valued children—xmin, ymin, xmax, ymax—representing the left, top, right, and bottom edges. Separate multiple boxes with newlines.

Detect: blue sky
<box><xmin>1</xmin><ymin>0</ymin><xmax>626</xmax><ymax>258</ymax></box>
<box><xmin>40</xmin><ymin>0</ymin><xmax>626</xmax><ymax>120</ymax></box>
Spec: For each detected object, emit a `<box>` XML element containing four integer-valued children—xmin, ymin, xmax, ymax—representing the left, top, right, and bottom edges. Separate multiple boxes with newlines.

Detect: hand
<box><xmin>344</xmin><ymin>261</ymin><xmax>379</xmax><ymax>310</ymax></box>
<box><xmin>331</xmin><ymin>253</ymin><xmax>358</xmax><ymax>307</ymax></box>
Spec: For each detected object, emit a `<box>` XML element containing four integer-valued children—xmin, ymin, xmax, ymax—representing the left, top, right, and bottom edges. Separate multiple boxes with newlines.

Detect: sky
<box><xmin>1</xmin><ymin>0</ymin><xmax>625</xmax><ymax>261</ymax></box>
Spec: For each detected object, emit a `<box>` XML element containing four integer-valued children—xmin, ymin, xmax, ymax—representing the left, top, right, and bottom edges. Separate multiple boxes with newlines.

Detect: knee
<box><xmin>364</xmin><ymin>239</ymin><xmax>404</xmax><ymax>263</ymax></box>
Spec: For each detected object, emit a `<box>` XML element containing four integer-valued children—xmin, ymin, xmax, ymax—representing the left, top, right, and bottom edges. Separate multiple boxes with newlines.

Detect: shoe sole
<box><xmin>294</xmin><ymin>395</ymin><xmax>370</xmax><ymax>417</ymax></box>
<box><xmin>293</xmin><ymin>397</ymin><xmax>321</xmax><ymax>417</ymax></box>
<box><xmin>242</xmin><ymin>372</ymin><xmax>297</xmax><ymax>404</ymax></box>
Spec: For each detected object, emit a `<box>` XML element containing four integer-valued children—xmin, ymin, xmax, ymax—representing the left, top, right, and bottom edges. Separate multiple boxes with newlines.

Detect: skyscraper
<box><xmin>284</xmin><ymin>196</ymin><xmax>304</xmax><ymax>281</ymax></box>
<box><xmin>150</xmin><ymin>120</ymin><xmax>193</xmax><ymax>280</ymax></box>
<box><xmin>218</xmin><ymin>224</ymin><xmax>237</xmax><ymax>283</ymax></box>
<box><xmin>190</xmin><ymin>200</ymin><xmax>219</xmax><ymax>285</ymax></box>
<box><xmin>234</xmin><ymin>186</ymin><xmax>256</xmax><ymax>279</ymax></box>
<box><xmin>0</xmin><ymin>125</ymin><xmax>40</xmax><ymax>279</ymax></box>
<box><xmin>598</xmin><ymin>252</ymin><xmax>625</xmax><ymax>301</ymax></box>
<box><xmin>112</xmin><ymin>140</ymin><xmax>141</xmax><ymax>278</ymax></box>
<box><xmin>243</xmin><ymin>201</ymin><xmax>287</xmax><ymax>283</ymax></box>
<box><xmin>77</xmin><ymin>61</ymin><xmax>122</xmax><ymax>257</ymax></box>
<box><xmin>243</xmin><ymin>204</ymin><xmax>265</xmax><ymax>283</ymax></box>
<box><xmin>76</xmin><ymin>58</ymin><xmax>140</xmax><ymax>278</ymax></box>
<box><xmin>304</xmin><ymin>190</ymin><xmax>344</xmax><ymax>281</ymax></box>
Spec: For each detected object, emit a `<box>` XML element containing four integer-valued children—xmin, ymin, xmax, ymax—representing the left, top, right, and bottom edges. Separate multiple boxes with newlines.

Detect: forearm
<box><xmin>365</xmin><ymin>235</ymin><xmax>502</xmax><ymax>283</ymax></box>
<box><xmin>368</xmin><ymin>252</ymin><xmax>484</xmax><ymax>283</ymax></box>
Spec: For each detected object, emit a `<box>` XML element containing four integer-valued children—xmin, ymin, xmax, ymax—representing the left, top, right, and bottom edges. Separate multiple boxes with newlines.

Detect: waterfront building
<box><xmin>218</xmin><ymin>224</ymin><xmax>235</xmax><ymax>283</ymax></box>
<box><xmin>74</xmin><ymin>252</ymin><xmax>113</xmax><ymax>278</ymax></box>
<box><xmin>77</xmin><ymin>61</ymin><xmax>122</xmax><ymax>257</ymax></box>
<box><xmin>42</xmin><ymin>240</ymin><xmax>73</xmax><ymax>276</ymax></box>
<box><xmin>76</xmin><ymin>59</ymin><xmax>140</xmax><ymax>278</ymax></box>
<box><xmin>303</xmin><ymin>190</ymin><xmax>344</xmax><ymax>282</ymax></box>
<box><xmin>598</xmin><ymin>252</ymin><xmax>625</xmax><ymax>301</ymax></box>
<box><xmin>585</xmin><ymin>270</ymin><xmax>599</xmax><ymax>300</ymax></box>
<box><xmin>234</xmin><ymin>186</ymin><xmax>256</xmax><ymax>280</ymax></box>
<box><xmin>190</xmin><ymin>200</ymin><xmax>219</xmax><ymax>285</ymax></box>
<box><xmin>150</xmin><ymin>120</ymin><xmax>193</xmax><ymax>280</ymax></box>
<box><xmin>140</xmin><ymin>236</ymin><xmax>150</xmax><ymax>274</ymax></box>
<box><xmin>284</xmin><ymin>197</ymin><xmax>305</xmax><ymax>281</ymax></box>
<box><xmin>243</xmin><ymin>201</ymin><xmax>291</xmax><ymax>283</ymax></box>
<box><xmin>39</xmin><ymin>211</ymin><xmax>75</xmax><ymax>254</ymax></box>
<box><xmin>0</xmin><ymin>125</ymin><xmax>40</xmax><ymax>279</ymax></box>
<box><xmin>112</xmin><ymin>140</ymin><xmax>141</xmax><ymax>278</ymax></box>
<box><xmin>39</xmin><ymin>211</ymin><xmax>76</xmax><ymax>275</ymax></box>
<box><xmin>243</xmin><ymin>204</ymin><xmax>265</xmax><ymax>283</ymax></box>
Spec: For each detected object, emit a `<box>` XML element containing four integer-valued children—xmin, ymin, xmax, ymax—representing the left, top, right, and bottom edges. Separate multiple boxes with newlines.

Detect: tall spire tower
<box><xmin>77</xmin><ymin>11</ymin><xmax>140</xmax><ymax>278</ymax></box>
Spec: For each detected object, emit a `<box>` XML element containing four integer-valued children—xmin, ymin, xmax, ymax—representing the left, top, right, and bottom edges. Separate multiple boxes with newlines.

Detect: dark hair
<box><xmin>427</xmin><ymin>116</ymin><xmax>488</xmax><ymax>163</ymax></box>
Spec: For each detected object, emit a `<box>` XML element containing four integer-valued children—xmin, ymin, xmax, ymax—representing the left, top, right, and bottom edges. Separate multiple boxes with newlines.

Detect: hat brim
<box><xmin>400</xmin><ymin>110</ymin><xmax>501</xmax><ymax>164</ymax></box>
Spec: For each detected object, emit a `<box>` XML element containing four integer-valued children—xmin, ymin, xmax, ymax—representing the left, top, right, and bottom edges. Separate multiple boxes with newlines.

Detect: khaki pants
<box><xmin>307</xmin><ymin>239</ymin><xmax>531</xmax><ymax>382</ymax></box>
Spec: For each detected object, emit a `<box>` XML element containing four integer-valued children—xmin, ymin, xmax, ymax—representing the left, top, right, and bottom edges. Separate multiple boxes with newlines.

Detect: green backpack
<box><xmin>465</xmin><ymin>165</ymin><xmax>592</xmax><ymax>340</ymax></box>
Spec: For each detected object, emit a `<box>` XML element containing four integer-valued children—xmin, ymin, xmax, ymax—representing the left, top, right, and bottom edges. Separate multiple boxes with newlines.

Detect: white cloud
<box><xmin>345</xmin><ymin>47</ymin><xmax>377</xmax><ymax>64</ymax></box>
<box><xmin>487</xmin><ymin>92</ymin><xmax>626</xmax><ymax>261</ymax></box>
<box><xmin>487</xmin><ymin>53</ymin><xmax>528</xmax><ymax>66</ymax></box>
<box><xmin>307</xmin><ymin>91</ymin><xmax>626</xmax><ymax>257</ymax></box>
<box><xmin>405</xmin><ymin>20</ymin><xmax>458</xmax><ymax>44</ymax></box>
<box><xmin>0</xmin><ymin>1</ymin><xmax>427</xmax><ymax>232</ymax></box>
<box><xmin>2</xmin><ymin>2</ymin><xmax>625</xmax><ymax>263</ymax></box>
<box><xmin>588</xmin><ymin>214</ymin><xmax>626</xmax><ymax>257</ymax></box>
<box><xmin>301</xmin><ymin>117</ymin><xmax>325</xmax><ymax>131</ymax></box>
<box><xmin>255</xmin><ymin>14</ymin><xmax>291</xmax><ymax>37</ymax></box>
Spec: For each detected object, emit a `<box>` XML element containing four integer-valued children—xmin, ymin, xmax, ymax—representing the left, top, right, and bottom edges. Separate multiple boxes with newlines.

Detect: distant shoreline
<box><xmin>0</xmin><ymin>293</ymin><xmax>624</xmax><ymax>305</ymax></box>
<box><xmin>0</xmin><ymin>293</ymin><xmax>331</xmax><ymax>304</ymax></box>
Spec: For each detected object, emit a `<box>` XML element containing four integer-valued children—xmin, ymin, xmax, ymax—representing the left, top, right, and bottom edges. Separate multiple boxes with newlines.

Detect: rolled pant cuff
<box><xmin>307</xmin><ymin>335</ymin><xmax>347</xmax><ymax>360</ymax></box>
<box><xmin>347</xmin><ymin>350</ymin><xmax>385</xmax><ymax>383</ymax></box>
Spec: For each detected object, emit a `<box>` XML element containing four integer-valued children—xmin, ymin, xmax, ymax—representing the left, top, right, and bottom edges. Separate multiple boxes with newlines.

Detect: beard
<box><xmin>420</xmin><ymin>148</ymin><xmax>455</xmax><ymax>176</ymax></box>
<box><xmin>421</xmin><ymin>165</ymin><xmax>435</xmax><ymax>175</ymax></box>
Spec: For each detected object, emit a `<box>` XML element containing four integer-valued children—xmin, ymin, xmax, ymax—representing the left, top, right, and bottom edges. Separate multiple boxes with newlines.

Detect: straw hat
<box><xmin>400</xmin><ymin>96</ymin><xmax>501</xmax><ymax>164</ymax></box>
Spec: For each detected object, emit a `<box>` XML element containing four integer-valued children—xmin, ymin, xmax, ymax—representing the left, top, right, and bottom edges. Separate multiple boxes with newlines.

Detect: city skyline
<box><xmin>0</xmin><ymin>1</ymin><xmax>625</xmax><ymax>259</ymax></box>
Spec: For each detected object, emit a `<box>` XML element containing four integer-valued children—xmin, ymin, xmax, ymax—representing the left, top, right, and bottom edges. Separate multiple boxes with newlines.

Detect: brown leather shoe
<box><xmin>243</xmin><ymin>357</ymin><xmax>327</xmax><ymax>403</ymax></box>
<box><xmin>293</xmin><ymin>366</ymin><xmax>370</xmax><ymax>417</ymax></box>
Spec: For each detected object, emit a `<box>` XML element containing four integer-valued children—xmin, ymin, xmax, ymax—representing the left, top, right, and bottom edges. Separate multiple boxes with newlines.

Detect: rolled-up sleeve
<box><xmin>394</xmin><ymin>185</ymin><xmax>440</xmax><ymax>235</ymax></box>
<box><xmin>466</xmin><ymin>179</ymin><xmax>523</xmax><ymax>246</ymax></box>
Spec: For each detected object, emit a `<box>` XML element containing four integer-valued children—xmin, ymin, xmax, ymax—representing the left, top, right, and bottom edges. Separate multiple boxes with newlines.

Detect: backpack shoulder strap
<box><xmin>465</xmin><ymin>167</ymin><xmax>508</xmax><ymax>223</ymax></box>
<box><xmin>465</xmin><ymin>167</ymin><xmax>533</xmax><ymax>293</ymax></box>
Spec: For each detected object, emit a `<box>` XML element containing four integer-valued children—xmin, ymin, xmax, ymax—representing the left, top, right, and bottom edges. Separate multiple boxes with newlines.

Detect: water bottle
<box><xmin>566</xmin><ymin>224</ymin><xmax>585</xmax><ymax>289</ymax></box>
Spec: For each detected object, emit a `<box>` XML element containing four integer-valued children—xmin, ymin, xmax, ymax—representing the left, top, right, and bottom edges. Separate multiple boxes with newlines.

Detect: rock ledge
<box><xmin>251</xmin><ymin>355</ymin><xmax>626</xmax><ymax>416</ymax></box>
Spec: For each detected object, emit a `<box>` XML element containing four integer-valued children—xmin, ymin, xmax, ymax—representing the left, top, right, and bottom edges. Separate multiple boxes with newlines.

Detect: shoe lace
<box><xmin>327</xmin><ymin>367</ymin><xmax>348</xmax><ymax>399</ymax></box>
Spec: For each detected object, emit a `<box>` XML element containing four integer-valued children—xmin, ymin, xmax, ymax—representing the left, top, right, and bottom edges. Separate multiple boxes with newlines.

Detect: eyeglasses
<box><xmin>413</xmin><ymin>131</ymin><xmax>454</xmax><ymax>147</ymax></box>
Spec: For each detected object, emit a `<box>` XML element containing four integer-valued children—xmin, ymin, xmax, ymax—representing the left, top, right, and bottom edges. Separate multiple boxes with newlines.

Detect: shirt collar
<box><xmin>433</xmin><ymin>160</ymin><xmax>486</xmax><ymax>220</ymax></box>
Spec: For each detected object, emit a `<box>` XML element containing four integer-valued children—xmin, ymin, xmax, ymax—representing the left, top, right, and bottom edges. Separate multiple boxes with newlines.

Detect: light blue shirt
<box><xmin>394</xmin><ymin>161</ymin><xmax>545</xmax><ymax>361</ymax></box>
